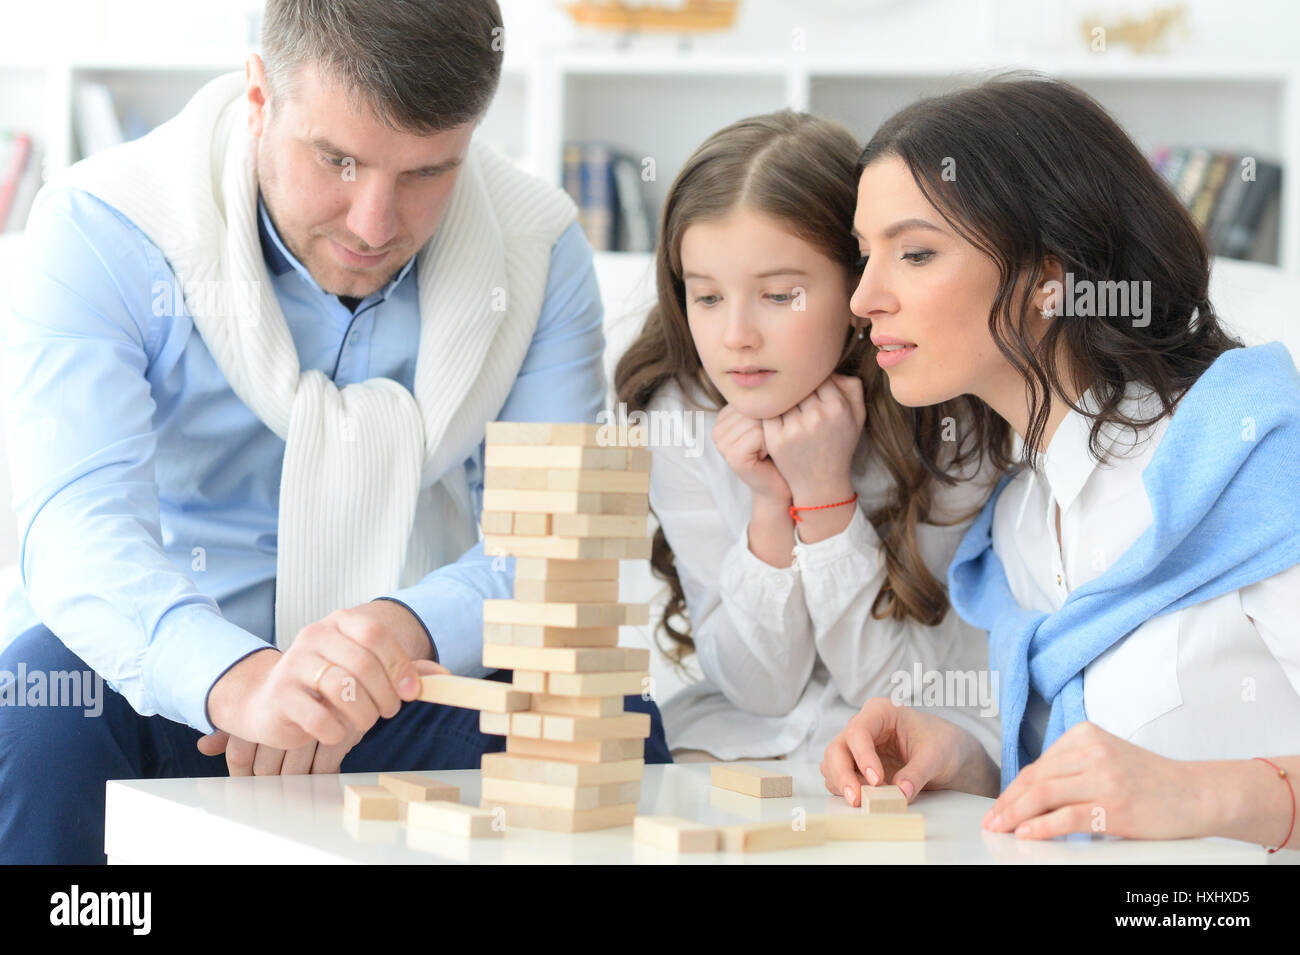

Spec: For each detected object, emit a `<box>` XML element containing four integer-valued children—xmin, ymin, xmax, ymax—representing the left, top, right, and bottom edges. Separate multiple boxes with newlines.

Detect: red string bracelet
<box><xmin>1252</xmin><ymin>757</ymin><xmax>1295</xmax><ymax>853</ymax></box>
<box><xmin>789</xmin><ymin>492</ymin><xmax>858</xmax><ymax>524</ymax></box>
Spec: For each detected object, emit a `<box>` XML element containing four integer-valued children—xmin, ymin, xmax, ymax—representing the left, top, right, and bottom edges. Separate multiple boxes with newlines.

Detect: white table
<box><xmin>105</xmin><ymin>761</ymin><xmax>1268</xmax><ymax>864</ymax></box>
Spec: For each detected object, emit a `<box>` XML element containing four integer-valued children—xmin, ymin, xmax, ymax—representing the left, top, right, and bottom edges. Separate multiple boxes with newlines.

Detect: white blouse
<box><xmin>646</xmin><ymin>378</ymin><xmax>1003</xmax><ymax>762</ymax></box>
<box><xmin>994</xmin><ymin>383</ymin><xmax>1300</xmax><ymax>763</ymax></box>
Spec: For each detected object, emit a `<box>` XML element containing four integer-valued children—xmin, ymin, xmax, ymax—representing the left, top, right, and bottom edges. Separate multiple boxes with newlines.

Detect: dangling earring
<box><xmin>1040</xmin><ymin>287</ymin><xmax>1056</xmax><ymax>319</ymax></box>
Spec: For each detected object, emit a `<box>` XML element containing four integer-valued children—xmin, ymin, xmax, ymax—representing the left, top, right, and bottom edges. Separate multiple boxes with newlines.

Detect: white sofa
<box><xmin>0</xmin><ymin>232</ymin><xmax>1296</xmax><ymax>705</ymax></box>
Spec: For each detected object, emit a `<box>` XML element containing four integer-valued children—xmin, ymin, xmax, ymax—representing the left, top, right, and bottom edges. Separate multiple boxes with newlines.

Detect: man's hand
<box><xmin>204</xmin><ymin>599</ymin><xmax>442</xmax><ymax>753</ymax></box>
<box><xmin>197</xmin><ymin>657</ymin><xmax>446</xmax><ymax>775</ymax></box>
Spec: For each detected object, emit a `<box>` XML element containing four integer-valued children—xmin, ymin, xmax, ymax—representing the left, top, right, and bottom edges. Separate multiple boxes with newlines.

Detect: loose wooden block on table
<box><xmin>406</xmin><ymin>800</ymin><xmax>501</xmax><ymax>838</ymax></box>
<box><xmin>720</xmin><ymin>819</ymin><xmax>827</xmax><ymax>852</ymax></box>
<box><xmin>479</xmin><ymin>799</ymin><xmax>639</xmax><ymax>832</ymax></box>
<box><xmin>480</xmin><ymin>752</ymin><xmax>644</xmax><ymax>786</ymax></box>
<box><xmin>484</xmin><ymin>534</ymin><xmax>652</xmax><ymax>561</ymax></box>
<box><xmin>376</xmin><ymin>772</ymin><xmax>460</xmax><ymax>803</ymax></box>
<box><xmin>817</xmin><ymin>812</ymin><xmax>925</xmax><ymax>841</ymax></box>
<box><xmin>481</xmin><ymin>644</ymin><xmax>650</xmax><ymax>674</ymax></box>
<box><xmin>512</xmin><ymin>557</ymin><xmax>620</xmax><ymax>581</ymax></box>
<box><xmin>506</xmin><ymin>735</ymin><xmax>644</xmax><ymax>764</ymax></box>
<box><xmin>859</xmin><ymin>784</ymin><xmax>909</xmax><ymax>813</ymax></box>
<box><xmin>482</xmin><ymin>599</ymin><xmax>649</xmax><ymax>629</ymax></box>
<box><xmin>486</xmin><ymin>466</ymin><xmax>651</xmax><ymax>494</ymax></box>
<box><xmin>484</xmin><ymin>622</ymin><xmax>621</xmax><ymax>649</ymax></box>
<box><xmin>416</xmin><ymin>674</ymin><xmax>531</xmax><ymax>713</ymax></box>
<box><xmin>710</xmin><ymin>763</ymin><xmax>794</xmax><ymax>798</ymax></box>
<box><xmin>480</xmin><ymin>776</ymin><xmax>641</xmax><ymax>810</ymax></box>
<box><xmin>343</xmin><ymin>784</ymin><xmax>402</xmax><ymax>822</ymax></box>
<box><xmin>482</xmin><ymin>488</ymin><xmax>649</xmax><ymax>517</ymax></box>
<box><xmin>511</xmin><ymin>577</ymin><xmax>620</xmax><ymax>604</ymax></box>
<box><xmin>634</xmin><ymin>816</ymin><xmax>720</xmax><ymax>853</ymax></box>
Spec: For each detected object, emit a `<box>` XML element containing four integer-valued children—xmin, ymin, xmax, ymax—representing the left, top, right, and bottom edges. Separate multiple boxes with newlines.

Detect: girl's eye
<box><xmin>692</xmin><ymin>294</ymin><xmax>719</xmax><ymax>307</ymax></box>
<box><xmin>903</xmin><ymin>250</ymin><xmax>934</xmax><ymax>264</ymax></box>
<box><xmin>322</xmin><ymin>154</ymin><xmax>347</xmax><ymax>168</ymax></box>
<box><xmin>767</xmin><ymin>293</ymin><xmax>792</xmax><ymax>304</ymax></box>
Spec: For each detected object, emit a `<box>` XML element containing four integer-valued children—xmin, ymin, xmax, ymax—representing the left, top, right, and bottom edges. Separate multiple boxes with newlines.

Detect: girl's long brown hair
<box><xmin>614</xmin><ymin>110</ymin><xmax>987</xmax><ymax>664</ymax></box>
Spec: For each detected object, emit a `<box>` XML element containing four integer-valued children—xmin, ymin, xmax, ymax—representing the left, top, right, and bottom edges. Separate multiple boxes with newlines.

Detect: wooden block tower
<box><xmin>474</xmin><ymin>421</ymin><xmax>653</xmax><ymax>831</ymax></box>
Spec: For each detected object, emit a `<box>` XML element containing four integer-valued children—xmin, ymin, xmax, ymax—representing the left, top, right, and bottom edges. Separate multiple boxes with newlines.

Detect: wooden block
<box><xmin>480</xmin><ymin>510</ymin><xmax>514</xmax><ymax>535</ymax></box>
<box><xmin>545</xmin><ymin>670</ymin><xmax>648</xmax><ymax>697</ymax></box>
<box><xmin>545</xmin><ymin>469</ymin><xmax>650</xmax><ymax>493</ymax></box>
<box><xmin>484</xmin><ymin>622</ymin><xmax>621</xmax><ymax>648</ymax></box>
<box><xmin>482</xmin><ymin>600</ymin><xmax>648</xmax><ymax>629</ymax></box>
<box><xmin>480</xmin><ymin>752</ymin><xmax>644</xmax><ymax>786</ymax></box>
<box><xmin>720</xmin><ymin>819</ymin><xmax>826</xmax><ymax>852</ymax></box>
<box><xmin>634</xmin><ymin>815</ymin><xmax>720</xmax><ymax>853</ymax></box>
<box><xmin>859</xmin><ymin>784</ymin><xmax>909</xmax><ymax>813</ymax></box>
<box><xmin>406</xmin><ymin>800</ymin><xmax>501</xmax><ymax>838</ymax></box>
<box><xmin>416</xmin><ymin>674</ymin><xmax>531</xmax><ymax>713</ymax></box>
<box><xmin>512</xmin><ymin>578</ymin><xmax>620</xmax><ymax>603</ymax></box>
<box><xmin>626</xmin><ymin>447</ymin><xmax>652</xmax><ymax>471</ymax></box>
<box><xmin>510</xmin><ymin>711</ymin><xmax>545</xmax><ymax>738</ymax></box>
<box><xmin>510</xmin><ymin>670</ymin><xmax>548</xmax><ymax>692</ymax></box>
<box><xmin>481</xmin><ymin>644</ymin><xmax>649</xmax><ymax>674</ymax></box>
<box><xmin>343</xmin><ymin>784</ymin><xmax>401</xmax><ymax>821</ymax></box>
<box><xmin>817</xmin><ymin>812</ymin><xmax>925</xmax><ymax>841</ymax></box>
<box><xmin>480</xmin><ymin>776</ymin><xmax>640</xmax><ymax>810</ymax></box>
<box><xmin>482</xmin><ymin>488</ymin><xmax>647</xmax><ymax>516</ymax></box>
<box><xmin>506</xmin><ymin>735</ymin><xmax>644</xmax><ymax>764</ymax></box>
<box><xmin>485</xmin><ymin>422</ymin><xmax>607</xmax><ymax>446</ymax></box>
<box><xmin>485</xmin><ymin>445</ymin><xmax>629</xmax><ymax>470</ymax></box>
<box><xmin>376</xmin><ymin>772</ymin><xmax>459</xmax><ymax>803</ymax></box>
<box><xmin>551</xmin><ymin>513</ymin><xmax>650</xmax><ymax>539</ymax></box>
<box><xmin>511</xmin><ymin>512</ymin><xmax>551</xmax><ymax>536</ymax></box>
<box><xmin>710</xmin><ymin>764</ymin><xmax>794</xmax><ymax>798</ymax></box>
<box><xmin>479</xmin><ymin>711</ymin><xmax>511</xmax><ymax>736</ymax></box>
<box><xmin>541</xmin><ymin>711</ymin><xmax>651</xmax><ymax>742</ymax></box>
<box><xmin>478</xmin><ymin>799</ymin><xmax>638</xmax><ymax>832</ymax></box>
<box><xmin>484</xmin><ymin>534</ymin><xmax>653</xmax><ymax>561</ymax></box>
<box><xmin>513</xmin><ymin>557</ymin><xmax>620</xmax><ymax>581</ymax></box>
<box><xmin>529</xmin><ymin>692</ymin><xmax>623</xmax><ymax>717</ymax></box>
<box><xmin>485</xmin><ymin>466</ymin><xmax>550</xmax><ymax>490</ymax></box>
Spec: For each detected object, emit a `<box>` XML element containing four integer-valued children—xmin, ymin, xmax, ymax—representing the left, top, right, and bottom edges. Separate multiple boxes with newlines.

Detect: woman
<box><xmin>823</xmin><ymin>74</ymin><xmax>1299</xmax><ymax>851</ymax></box>
<box><xmin>615</xmin><ymin>111</ymin><xmax>1002</xmax><ymax>763</ymax></box>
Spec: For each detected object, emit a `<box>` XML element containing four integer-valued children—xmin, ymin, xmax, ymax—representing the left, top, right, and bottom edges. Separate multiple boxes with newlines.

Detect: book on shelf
<box><xmin>1150</xmin><ymin>145</ymin><xmax>1283</xmax><ymax>264</ymax></box>
<box><xmin>0</xmin><ymin>130</ymin><xmax>44</xmax><ymax>233</ymax></box>
<box><xmin>562</xmin><ymin>141</ymin><xmax>655</xmax><ymax>254</ymax></box>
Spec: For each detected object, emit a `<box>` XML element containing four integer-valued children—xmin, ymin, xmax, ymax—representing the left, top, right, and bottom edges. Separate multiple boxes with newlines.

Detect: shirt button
<box><xmin>1056</xmin><ymin>573</ymin><xmax>1063</xmax><ymax>587</ymax></box>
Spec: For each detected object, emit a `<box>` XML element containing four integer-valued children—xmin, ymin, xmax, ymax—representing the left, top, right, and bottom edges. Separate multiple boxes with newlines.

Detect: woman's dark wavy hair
<box><xmin>858</xmin><ymin>71</ymin><xmax>1244</xmax><ymax>471</ymax></box>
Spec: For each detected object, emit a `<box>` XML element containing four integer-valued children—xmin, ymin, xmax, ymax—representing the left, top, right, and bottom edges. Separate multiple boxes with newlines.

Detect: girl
<box><xmin>615</xmin><ymin>111</ymin><xmax>1002</xmax><ymax>764</ymax></box>
<box><xmin>823</xmin><ymin>75</ymin><xmax>1300</xmax><ymax>851</ymax></box>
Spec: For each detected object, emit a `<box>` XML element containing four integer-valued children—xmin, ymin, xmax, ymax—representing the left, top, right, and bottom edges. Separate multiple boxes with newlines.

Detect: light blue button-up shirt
<box><xmin>1</xmin><ymin>183</ymin><xmax>606</xmax><ymax>735</ymax></box>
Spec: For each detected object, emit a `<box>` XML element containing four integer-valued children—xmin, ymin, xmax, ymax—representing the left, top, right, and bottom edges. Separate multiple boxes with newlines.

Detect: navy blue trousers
<box><xmin>0</xmin><ymin>623</ymin><xmax>671</xmax><ymax>864</ymax></box>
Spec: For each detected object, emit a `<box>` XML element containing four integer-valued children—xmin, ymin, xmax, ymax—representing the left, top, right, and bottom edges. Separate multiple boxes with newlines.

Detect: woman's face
<box><xmin>849</xmin><ymin>156</ymin><xmax>1015</xmax><ymax>409</ymax></box>
<box><xmin>681</xmin><ymin>207</ymin><xmax>855</xmax><ymax>420</ymax></box>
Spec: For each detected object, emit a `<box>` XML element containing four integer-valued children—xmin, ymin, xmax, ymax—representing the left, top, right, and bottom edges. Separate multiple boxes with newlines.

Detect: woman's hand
<box><xmin>821</xmin><ymin>696</ymin><xmax>1000</xmax><ymax>806</ymax></box>
<box><xmin>762</xmin><ymin>373</ymin><xmax>866</xmax><ymax>505</ymax></box>
<box><xmin>983</xmin><ymin>721</ymin><xmax>1213</xmax><ymax>840</ymax></box>
<box><xmin>713</xmin><ymin>402</ymin><xmax>792</xmax><ymax>505</ymax></box>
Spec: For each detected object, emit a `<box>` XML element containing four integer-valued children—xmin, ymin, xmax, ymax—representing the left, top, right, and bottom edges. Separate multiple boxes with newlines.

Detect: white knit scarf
<box><xmin>45</xmin><ymin>72</ymin><xmax>577</xmax><ymax>648</ymax></box>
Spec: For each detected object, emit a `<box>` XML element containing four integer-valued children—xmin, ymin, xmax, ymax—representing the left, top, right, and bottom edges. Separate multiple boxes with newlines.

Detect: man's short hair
<box><xmin>260</xmin><ymin>0</ymin><xmax>504</xmax><ymax>133</ymax></box>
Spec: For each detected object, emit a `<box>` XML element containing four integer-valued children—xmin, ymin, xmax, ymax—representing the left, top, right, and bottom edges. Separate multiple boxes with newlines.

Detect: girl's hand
<box><xmin>762</xmin><ymin>373</ymin><xmax>867</xmax><ymax>504</ymax></box>
<box><xmin>821</xmin><ymin>697</ymin><xmax>1000</xmax><ymax>806</ymax></box>
<box><xmin>983</xmin><ymin>721</ymin><xmax>1213</xmax><ymax>840</ymax></box>
<box><xmin>713</xmin><ymin>402</ymin><xmax>792</xmax><ymax>504</ymax></box>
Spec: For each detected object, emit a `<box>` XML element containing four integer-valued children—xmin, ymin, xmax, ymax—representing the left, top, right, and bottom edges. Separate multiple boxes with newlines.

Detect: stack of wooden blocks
<box><xmin>472</xmin><ymin>421</ymin><xmax>654</xmax><ymax>832</ymax></box>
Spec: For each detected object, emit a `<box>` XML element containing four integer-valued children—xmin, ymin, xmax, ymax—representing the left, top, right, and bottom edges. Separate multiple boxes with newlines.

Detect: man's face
<box><xmin>246</xmin><ymin>54</ymin><xmax>476</xmax><ymax>300</ymax></box>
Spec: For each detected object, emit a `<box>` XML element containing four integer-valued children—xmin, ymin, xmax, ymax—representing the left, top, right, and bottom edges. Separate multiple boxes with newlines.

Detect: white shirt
<box><xmin>646</xmin><ymin>378</ymin><xmax>1003</xmax><ymax>762</ymax></box>
<box><xmin>994</xmin><ymin>383</ymin><xmax>1300</xmax><ymax>762</ymax></box>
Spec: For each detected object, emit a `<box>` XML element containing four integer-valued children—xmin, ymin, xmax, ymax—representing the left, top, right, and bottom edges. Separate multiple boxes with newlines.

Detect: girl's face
<box><xmin>849</xmin><ymin>156</ymin><xmax>1017</xmax><ymax>409</ymax></box>
<box><xmin>681</xmin><ymin>207</ymin><xmax>855</xmax><ymax>420</ymax></box>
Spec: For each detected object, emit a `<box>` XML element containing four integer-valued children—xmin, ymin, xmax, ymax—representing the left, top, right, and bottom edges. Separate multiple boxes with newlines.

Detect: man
<box><xmin>0</xmin><ymin>0</ymin><xmax>670</xmax><ymax>864</ymax></box>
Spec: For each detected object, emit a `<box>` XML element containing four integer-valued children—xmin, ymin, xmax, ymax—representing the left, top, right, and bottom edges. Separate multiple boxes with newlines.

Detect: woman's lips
<box><xmin>875</xmin><ymin>344</ymin><xmax>918</xmax><ymax>369</ymax></box>
<box><xmin>728</xmin><ymin>369</ymin><xmax>775</xmax><ymax>387</ymax></box>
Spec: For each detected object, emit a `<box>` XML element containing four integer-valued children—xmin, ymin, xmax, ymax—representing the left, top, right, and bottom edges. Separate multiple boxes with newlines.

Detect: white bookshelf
<box><xmin>2</xmin><ymin>49</ymin><xmax>1297</xmax><ymax>272</ymax></box>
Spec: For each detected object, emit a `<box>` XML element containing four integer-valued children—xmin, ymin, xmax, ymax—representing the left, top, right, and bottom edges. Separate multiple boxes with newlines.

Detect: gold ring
<box><xmin>311</xmin><ymin>662</ymin><xmax>332</xmax><ymax>696</ymax></box>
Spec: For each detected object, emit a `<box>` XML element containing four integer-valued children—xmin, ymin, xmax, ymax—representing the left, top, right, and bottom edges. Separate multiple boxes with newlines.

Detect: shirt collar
<box><xmin>256</xmin><ymin>191</ymin><xmax>417</xmax><ymax>300</ymax></box>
